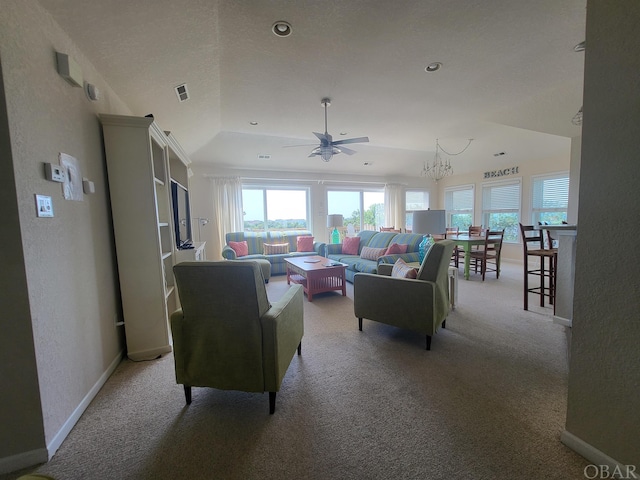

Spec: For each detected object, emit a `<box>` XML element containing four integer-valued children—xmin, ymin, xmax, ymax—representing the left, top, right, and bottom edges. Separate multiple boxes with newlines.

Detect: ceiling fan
<box><xmin>284</xmin><ymin>98</ymin><xmax>369</xmax><ymax>162</ymax></box>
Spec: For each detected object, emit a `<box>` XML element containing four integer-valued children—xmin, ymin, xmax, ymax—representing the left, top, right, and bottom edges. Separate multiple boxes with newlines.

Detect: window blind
<box><xmin>532</xmin><ymin>175</ymin><xmax>569</xmax><ymax>209</ymax></box>
<box><xmin>445</xmin><ymin>186</ymin><xmax>473</xmax><ymax>211</ymax></box>
<box><xmin>483</xmin><ymin>182</ymin><xmax>520</xmax><ymax>211</ymax></box>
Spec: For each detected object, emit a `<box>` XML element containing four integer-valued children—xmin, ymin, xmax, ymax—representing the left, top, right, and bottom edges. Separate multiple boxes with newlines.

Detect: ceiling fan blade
<box><xmin>282</xmin><ymin>143</ymin><xmax>320</xmax><ymax>148</ymax></box>
<box><xmin>338</xmin><ymin>146</ymin><xmax>358</xmax><ymax>155</ymax></box>
<box><xmin>332</xmin><ymin>136</ymin><xmax>369</xmax><ymax>146</ymax></box>
<box><xmin>313</xmin><ymin>132</ymin><xmax>328</xmax><ymax>141</ymax></box>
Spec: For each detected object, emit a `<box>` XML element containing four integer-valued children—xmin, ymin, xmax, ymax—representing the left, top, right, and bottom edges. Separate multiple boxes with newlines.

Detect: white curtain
<box><xmin>384</xmin><ymin>183</ymin><xmax>405</xmax><ymax>231</ymax></box>
<box><xmin>210</xmin><ymin>176</ymin><xmax>244</xmax><ymax>259</ymax></box>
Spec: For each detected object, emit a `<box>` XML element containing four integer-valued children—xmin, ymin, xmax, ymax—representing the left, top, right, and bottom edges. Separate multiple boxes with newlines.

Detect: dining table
<box><xmin>447</xmin><ymin>233</ymin><xmax>497</xmax><ymax>280</ymax></box>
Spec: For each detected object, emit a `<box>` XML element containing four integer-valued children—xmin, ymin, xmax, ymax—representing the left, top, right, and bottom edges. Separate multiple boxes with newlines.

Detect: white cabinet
<box><xmin>175</xmin><ymin>242</ymin><xmax>206</xmax><ymax>263</ymax></box>
<box><xmin>100</xmin><ymin>114</ymin><xmax>191</xmax><ymax>361</ymax></box>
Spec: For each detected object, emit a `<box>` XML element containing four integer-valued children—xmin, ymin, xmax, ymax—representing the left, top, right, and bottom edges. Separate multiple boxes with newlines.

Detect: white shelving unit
<box><xmin>100</xmin><ymin>114</ymin><xmax>192</xmax><ymax>361</ymax></box>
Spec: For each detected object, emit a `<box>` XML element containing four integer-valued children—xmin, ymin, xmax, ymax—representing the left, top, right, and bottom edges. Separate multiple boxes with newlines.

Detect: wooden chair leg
<box><xmin>184</xmin><ymin>385</ymin><xmax>192</xmax><ymax>405</ymax></box>
<box><xmin>523</xmin><ymin>256</ymin><xmax>529</xmax><ymax>310</ymax></box>
<box><xmin>269</xmin><ymin>392</ymin><xmax>276</xmax><ymax>414</ymax></box>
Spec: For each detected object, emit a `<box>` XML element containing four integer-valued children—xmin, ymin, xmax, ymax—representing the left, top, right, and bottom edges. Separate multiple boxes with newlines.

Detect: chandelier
<box><xmin>420</xmin><ymin>138</ymin><xmax>473</xmax><ymax>182</ymax></box>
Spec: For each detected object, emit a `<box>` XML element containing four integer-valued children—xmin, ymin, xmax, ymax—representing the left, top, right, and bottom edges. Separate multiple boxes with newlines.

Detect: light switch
<box><xmin>35</xmin><ymin>195</ymin><xmax>54</xmax><ymax>217</ymax></box>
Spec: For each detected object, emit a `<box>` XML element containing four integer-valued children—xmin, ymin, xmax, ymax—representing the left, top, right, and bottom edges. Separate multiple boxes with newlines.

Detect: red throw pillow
<box><xmin>297</xmin><ymin>236</ymin><xmax>315</xmax><ymax>252</ymax></box>
<box><xmin>385</xmin><ymin>243</ymin><xmax>407</xmax><ymax>255</ymax></box>
<box><xmin>228</xmin><ymin>240</ymin><xmax>249</xmax><ymax>257</ymax></box>
<box><xmin>342</xmin><ymin>236</ymin><xmax>360</xmax><ymax>255</ymax></box>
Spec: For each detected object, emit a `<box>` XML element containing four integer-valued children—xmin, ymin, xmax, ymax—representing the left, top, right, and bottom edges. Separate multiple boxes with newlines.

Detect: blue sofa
<box><xmin>221</xmin><ymin>230</ymin><xmax>325</xmax><ymax>275</ymax></box>
<box><xmin>326</xmin><ymin>230</ymin><xmax>425</xmax><ymax>283</ymax></box>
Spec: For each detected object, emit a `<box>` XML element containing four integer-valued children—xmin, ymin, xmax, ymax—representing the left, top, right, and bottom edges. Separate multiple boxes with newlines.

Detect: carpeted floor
<box><xmin>8</xmin><ymin>261</ymin><xmax>590</xmax><ymax>479</ymax></box>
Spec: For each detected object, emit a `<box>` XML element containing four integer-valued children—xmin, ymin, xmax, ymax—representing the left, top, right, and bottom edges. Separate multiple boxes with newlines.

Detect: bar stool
<box><xmin>519</xmin><ymin>223</ymin><xmax>557</xmax><ymax>310</ymax></box>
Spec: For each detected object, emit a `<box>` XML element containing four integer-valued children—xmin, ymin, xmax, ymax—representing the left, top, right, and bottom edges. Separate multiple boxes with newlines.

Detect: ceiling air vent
<box><xmin>174</xmin><ymin>84</ymin><xmax>189</xmax><ymax>102</ymax></box>
<box><xmin>257</xmin><ymin>154</ymin><xmax>272</xmax><ymax>160</ymax></box>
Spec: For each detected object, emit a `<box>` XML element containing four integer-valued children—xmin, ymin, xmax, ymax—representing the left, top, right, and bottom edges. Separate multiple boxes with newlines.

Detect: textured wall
<box><xmin>0</xmin><ymin>0</ymin><xmax>130</xmax><ymax>467</ymax></box>
<box><xmin>566</xmin><ymin>0</ymin><xmax>640</xmax><ymax>468</ymax></box>
<box><xmin>0</xmin><ymin>55</ymin><xmax>46</xmax><ymax>462</ymax></box>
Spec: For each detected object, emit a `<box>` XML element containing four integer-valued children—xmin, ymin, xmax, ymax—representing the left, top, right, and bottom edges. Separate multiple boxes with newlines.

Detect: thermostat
<box><xmin>45</xmin><ymin>163</ymin><xmax>66</xmax><ymax>183</ymax></box>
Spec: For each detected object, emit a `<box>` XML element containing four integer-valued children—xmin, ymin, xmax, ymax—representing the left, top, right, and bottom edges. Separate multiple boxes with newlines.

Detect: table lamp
<box><xmin>327</xmin><ymin>214</ymin><xmax>344</xmax><ymax>244</ymax></box>
<box><xmin>412</xmin><ymin>209</ymin><xmax>446</xmax><ymax>262</ymax></box>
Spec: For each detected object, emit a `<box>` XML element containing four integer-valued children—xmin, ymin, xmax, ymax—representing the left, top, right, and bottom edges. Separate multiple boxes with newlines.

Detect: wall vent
<box><xmin>257</xmin><ymin>154</ymin><xmax>272</xmax><ymax>160</ymax></box>
<box><xmin>174</xmin><ymin>84</ymin><xmax>189</xmax><ymax>102</ymax></box>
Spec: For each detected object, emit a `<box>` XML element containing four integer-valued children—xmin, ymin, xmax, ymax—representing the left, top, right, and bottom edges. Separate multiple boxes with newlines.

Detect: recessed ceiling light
<box><xmin>272</xmin><ymin>21</ymin><xmax>292</xmax><ymax>37</ymax></box>
<box><xmin>340</xmin><ymin>132</ymin><xmax>348</xmax><ymax>136</ymax></box>
<box><xmin>249</xmin><ymin>121</ymin><xmax>258</xmax><ymax>126</ymax></box>
<box><xmin>425</xmin><ymin>62</ymin><xmax>442</xmax><ymax>72</ymax></box>
<box><xmin>573</xmin><ymin>41</ymin><xmax>585</xmax><ymax>52</ymax></box>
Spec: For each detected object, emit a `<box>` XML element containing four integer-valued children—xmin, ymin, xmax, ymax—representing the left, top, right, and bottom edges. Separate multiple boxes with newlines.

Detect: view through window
<box><xmin>242</xmin><ymin>187</ymin><xmax>309</xmax><ymax>232</ymax></box>
<box><xmin>327</xmin><ymin>189</ymin><xmax>385</xmax><ymax>238</ymax></box>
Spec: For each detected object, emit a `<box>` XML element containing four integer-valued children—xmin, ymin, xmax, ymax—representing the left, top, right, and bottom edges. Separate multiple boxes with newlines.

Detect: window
<box><xmin>405</xmin><ymin>190</ymin><xmax>429</xmax><ymax>232</ymax></box>
<box><xmin>327</xmin><ymin>188</ymin><xmax>385</xmax><ymax>235</ymax></box>
<box><xmin>444</xmin><ymin>185</ymin><xmax>474</xmax><ymax>230</ymax></box>
<box><xmin>242</xmin><ymin>187</ymin><xmax>309</xmax><ymax>232</ymax></box>
<box><xmin>482</xmin><ymin>179</ymin><xmax>521</xmax><ymax>243</ymax></box>
<box><xmin>531</xmin><ymin>173</ymin><xmax>569</xmax><ymax>225</ymax></box>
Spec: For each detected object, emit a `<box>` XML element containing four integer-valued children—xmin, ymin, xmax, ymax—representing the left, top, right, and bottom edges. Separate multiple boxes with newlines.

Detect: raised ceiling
<box><xmin>38</xmin><ymin>0</ymin><xmax>586</xmax><ymax>177</ymax></box>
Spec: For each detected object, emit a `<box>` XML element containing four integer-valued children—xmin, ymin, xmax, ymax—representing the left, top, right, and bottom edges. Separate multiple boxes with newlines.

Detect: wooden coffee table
<box><xmin>284</xmin><ymin>255</ymin><xmax>347</xmax><ymax>301</ymax></box>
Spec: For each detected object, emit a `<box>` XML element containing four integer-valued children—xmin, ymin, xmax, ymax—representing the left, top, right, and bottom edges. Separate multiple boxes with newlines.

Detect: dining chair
<box><xmin>468</xmin><ymin>225</ymin><xmax>483</xmax><ymax>235</ymax></box>
<box><xmin>445</xmin><ymin>227</ymin><xmax>461</xmax><ymax>267</ymax></box>
<box><xmin>469</xmin><ymin>228</ymin><xmax>504</xmax><ymax>280</ymax></box>
<box><xmin>519</xmin><ymin>223</ymin><xmax>557</xmax><ymax>311</ymax></box>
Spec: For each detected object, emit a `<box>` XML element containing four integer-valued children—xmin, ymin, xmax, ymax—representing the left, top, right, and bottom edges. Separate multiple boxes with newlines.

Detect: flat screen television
<box><xmin>171</xmin><ymin>180</ymin><xmax>192</xmax><ymax>249</ymax></box>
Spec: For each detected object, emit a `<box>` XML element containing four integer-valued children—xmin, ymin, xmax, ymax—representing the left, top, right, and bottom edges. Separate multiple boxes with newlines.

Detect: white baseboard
<box><xmin>0</xmin><ymin>350</ymin><xmax>124</xmax><ymax>474</ymax></box>
<box><xmin>46</xmin><ymin>349</ymin><xmax>125</xmax><ymax>459</ymax></box>
<box><xmin>561</xmin><ymin>430</ymin><xmax>638</xmax><ymax>479</ymax></box>
<box><xmin>0</xmin><ymin>448</ymin><xmax>48</xmax><ymax>475</ymax></box>
<box><xmin>553</xmin><ymin>315</ymin><xmax>572</xmax><ymax>327</ymax></box>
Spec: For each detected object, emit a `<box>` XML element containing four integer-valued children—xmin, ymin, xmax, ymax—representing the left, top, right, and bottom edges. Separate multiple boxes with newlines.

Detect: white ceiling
<box><xmin>39</xmin><ymin>0</ymin><xmax>586</xmax><ymax>178</ymax></box>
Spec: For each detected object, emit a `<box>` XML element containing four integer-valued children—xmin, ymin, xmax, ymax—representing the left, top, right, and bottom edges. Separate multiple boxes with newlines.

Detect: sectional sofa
<box><xmin>326</xmin><ymin>230</ymin><xmax>425</xmax><ymax>283</ymax></box>
<box><xmin>221</xmin><ymin>230</ymin><xmax>325</xmax><ymax>275</ymax></box>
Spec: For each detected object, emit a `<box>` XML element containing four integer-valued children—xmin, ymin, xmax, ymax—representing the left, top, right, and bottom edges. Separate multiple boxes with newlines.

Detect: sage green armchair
<box><xmin>353</xmin><ymin>240</ymin><xmax>455</xmax><ymax>350</ymax></box>
<box><xmin>171</xmin><ymin>261</ymin><xmax>304</xmax><ymax>414</ymax></box>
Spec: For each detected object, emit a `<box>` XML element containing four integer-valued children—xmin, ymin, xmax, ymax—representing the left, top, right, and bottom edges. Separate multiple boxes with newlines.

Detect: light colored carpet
<box><xmin>14</xmin><ymin>262</ymin><xmax>589</xmax><ymax>479</ymax></box>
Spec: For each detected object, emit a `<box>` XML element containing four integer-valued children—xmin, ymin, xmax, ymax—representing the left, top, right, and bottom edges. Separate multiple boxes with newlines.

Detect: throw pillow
<box><xmin>360</xmin><ymin>246</ymin><xmax>387</xmax><ymax>261</ymax></box>
<box><xmin>342</xmin><ymin>236</ymin><xmax>360</xmax><ymax>255</ymax></box>
<box><xmin>263</xmin><ymin>243</ymin><xmax>289</xmax><ymax>255</ymax></box>
<box><xmin>384</xmin><ymin>243</ymin><xmax>408</xmax><ymax>255</ymax></box>
<box><xmin>391</xmin><ymin>258</ymin><xmax>418</xmax><ymax>279</ymax></box>
<box><xmin>229</xmin><ymin>240</ymin><xmax>249</xmax><ymax>257</ymax></box>
<box><xmin>297</xmin><ymin>236</ymin><xmax>314</xmax><ymax>252</ymax></box>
